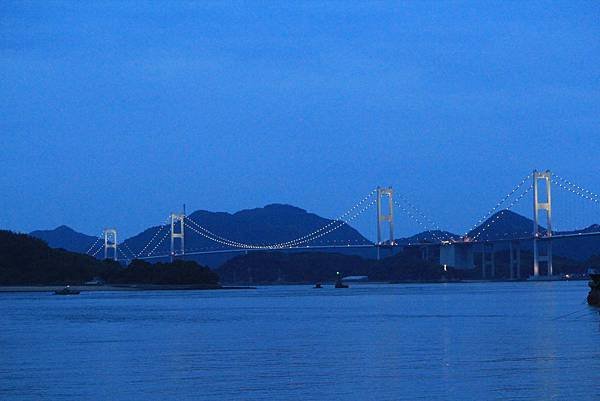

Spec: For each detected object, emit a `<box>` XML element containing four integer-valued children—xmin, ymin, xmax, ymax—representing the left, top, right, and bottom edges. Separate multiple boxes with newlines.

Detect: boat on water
<box><xmin>54</xmin><ymin>286</ymin><xmax>80</xmax><ymax>295</ymax></box>
<box><xmin>334</xmin><ymin>272</ymin><xmax>348</xmax><ymax>289</ymax></box>
<box><xmin>587</xmin><ymin>268</ymin><xmax>600</xmax><ymax>306</ymax></box>
<box><xmin>527</xmin><ymin>275</ymin><xmax>563</xmax><ymax>281</ymax></box>
<box><xmin>314</xmin><ymin>283</ymin><xmax>322</xmax><ymax>289</ymax></box>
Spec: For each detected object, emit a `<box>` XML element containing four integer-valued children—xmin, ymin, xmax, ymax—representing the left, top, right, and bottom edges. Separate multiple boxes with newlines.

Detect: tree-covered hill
<box><xmin>0</xmin><ymin>230</ymin><xmax>219</xmax><ymax>286</ymax></box>
<box><xmin>0</xmin><ymin>230</ymin><xmax>118</xmax><ymax>285</ymax></box>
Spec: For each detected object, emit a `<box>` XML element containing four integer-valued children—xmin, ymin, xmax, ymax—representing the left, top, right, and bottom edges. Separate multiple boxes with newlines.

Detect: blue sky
<box><xmin>1</xmin><ymin>1</ymin><xmax>599</xmax><ymax>240</ymax></box>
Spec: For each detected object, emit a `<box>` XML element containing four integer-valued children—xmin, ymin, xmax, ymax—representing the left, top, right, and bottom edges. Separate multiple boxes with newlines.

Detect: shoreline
<box><xmin>0</xmin><ymin>278</ymin><xmax>587</xmax><ymax>293</ymax></box>
<box><xmin>0</xmin><ymin>284</ymin><xmax>255</xmax><ymax>293</ymax></box>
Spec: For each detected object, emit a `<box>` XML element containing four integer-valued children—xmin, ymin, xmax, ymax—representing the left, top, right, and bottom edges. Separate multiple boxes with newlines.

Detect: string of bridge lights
<box><xmin>393</xmin><ymin>194</ymin><xmax>446</xmax><ymax>242</ymax></box>
<box><xmin>121</xmin><ymin>242</ymin><xmax>138</xmax><ymax>259</ymax></box>
<box><xmin>85</xmin><ymin>235</ymin><xmax>103</xmax><ymax>255</ymax></box>
<box><xmin>134</xmin><ymin>217</ymin><xmax>172</xmax><ymax>258</ymax></box>
<box><xmin>92</xmin><ymin>171</ymin><xmax>600</xmax><ymax>260</ymax></box>
<box><xmin>552</xmin><ymin>176</ymin><xmax>600</xmax><ymax>205</ymax></box>
<box><xmin>553</xmin><ymin>174</ymin><xmax>600</xmax><ymax>199</ymax></box>
<box><xmin>550</xmin><ymin>175</ymin><xmax>600</xmax><ymax>233</ymax></box>
<box><xmin>125</xmin><ymin>189</ymin><xmax>377</xmax><ymax>254</ymax></box>
<box><xmin>90</xmin><ymin>243</ymin><xmax>104</xmax><ymax>258</ymax></box>
<box><xmin>182</xmin><ymin>191</ymin><xmax>377</xmax><ymax>249</ymax></box>
<box><xmin>393</xmin><ymin>199</ymin><xmax>443</xmax><ymax>243</ymax></box>
<box><xmin>183</xmin><ymin>197</ymin><xmax>377</xmax><ymax>250</ymax></box>
<box><xmin>264</xmin><ymin>197</ymin><xmax>377</xmax><ymax>249</ymax></box>
<box><xmin>184</xmin><ymin>198</ymin><xmax>377</xmax><ymax>250</ymax></box>
<box><xmin>117</xmin><ymin>247</ymin><xmax>132</xmax><ymax>261</ymax></box>
<box><xmin>147</xmin><ymin>229</ymin><xmax>171</xmax><ymax>257</ymax></box>
<box><xmin>463</xmin><ymin>172</ymin><xmax>533</xmax><ymax>238</ymax></box>
<box><xmin>184</xmin><ymin>219</ymin><xmax>261</xmax><ymax>249</ymax></box>
<box><xmin>470</xmin><ymin>185</ymin><xmax>533</xmax><ymax>241</ymax></box>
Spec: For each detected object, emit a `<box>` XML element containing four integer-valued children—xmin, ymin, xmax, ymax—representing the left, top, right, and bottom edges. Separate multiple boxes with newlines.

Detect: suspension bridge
<box><xmin>85</xmin><ymin>169</ymin><xmax>600</xmax><ymax>279</ymax></box>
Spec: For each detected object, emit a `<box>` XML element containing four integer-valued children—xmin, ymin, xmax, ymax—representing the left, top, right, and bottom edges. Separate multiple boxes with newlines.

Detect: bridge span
<box><xmin>86</xmin><ymin>169</ymin><xmax>600</xmax><ymax>279</ymax></box>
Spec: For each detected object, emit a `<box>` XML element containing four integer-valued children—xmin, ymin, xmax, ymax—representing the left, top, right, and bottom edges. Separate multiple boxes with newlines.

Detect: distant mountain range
<box><xmin>30</xmin><ymin>204</ymin><xmax>371</xmax><ymax>265</ymax></box>
<box><xmin>30</xmin><ymin>225</ymin><xmax>98</xmax><ymax>254</ymax></box>
<box><xmin>28</xmin><ymin>206</ymin><xmax>600</xmax><ymax>265</ymax></box>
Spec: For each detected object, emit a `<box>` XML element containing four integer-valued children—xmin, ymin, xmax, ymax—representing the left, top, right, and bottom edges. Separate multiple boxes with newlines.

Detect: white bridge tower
<box><xmin>103</xmin><ymin>228</ymin><xmax>118</xmax><ymax>261</ymax></box>
<box><xmin>170</xmin><ymin>212</ymin><xmax>185</xmax><ymax>262</ymax></box>
<box><xmin>533</xmin><ymin>170</ymin><xmax>553</xmax><ymax>277</ymax></box>
<box><xmin>376</xmin><ymin>187</ymin><xmax>395</xmax><ymax>259</ymax></box>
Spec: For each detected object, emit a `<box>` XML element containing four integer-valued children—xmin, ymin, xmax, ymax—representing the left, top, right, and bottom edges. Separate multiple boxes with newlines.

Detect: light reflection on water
<box><xmin>1</xmin><ymin>282</ymin><xmax>599</xmax><ymax>401</ymax></box>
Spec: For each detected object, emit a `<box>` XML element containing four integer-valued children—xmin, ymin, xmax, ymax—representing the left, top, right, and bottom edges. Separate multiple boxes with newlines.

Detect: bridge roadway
<box><xmin>122</xmin><ymin>230</ymin><xmax>600</xmax><ymax>262</ymax></box>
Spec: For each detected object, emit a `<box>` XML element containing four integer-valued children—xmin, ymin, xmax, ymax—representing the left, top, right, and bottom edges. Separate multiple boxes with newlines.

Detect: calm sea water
<box><xmin>1</xmin><ymin>282</ymin><xmax>598</xmax><ymax>401</ymax></box>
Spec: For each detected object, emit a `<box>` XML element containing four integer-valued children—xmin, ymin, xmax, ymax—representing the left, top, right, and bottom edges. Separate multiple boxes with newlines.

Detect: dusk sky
<box><xmin>1</xmin><ymin>1</ymin><xmax>599</xmax><ymax>240</ymax></box>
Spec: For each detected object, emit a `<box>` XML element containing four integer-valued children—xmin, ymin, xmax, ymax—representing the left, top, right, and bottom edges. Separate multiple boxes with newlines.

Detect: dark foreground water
<box><xmin>1</xmin><ymin>282</ymin><xmax>599</xmax><ymax>401</ymax></box>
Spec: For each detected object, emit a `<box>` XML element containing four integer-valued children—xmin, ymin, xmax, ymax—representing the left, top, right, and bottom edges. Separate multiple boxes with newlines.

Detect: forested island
<box><xmin>1</xmin><ymin>229</ymin><xmax>597</xmax><ymax>287</ymax></box>
<box><xmin>0</xmin><ymin>230</ymin><xmax>219</xmax><ymax>287</ymax></box>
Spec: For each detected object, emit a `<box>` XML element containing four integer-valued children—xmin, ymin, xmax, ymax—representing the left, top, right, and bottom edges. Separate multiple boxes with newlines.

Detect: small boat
<box><xmin>334</xmin><ymin>272</ymin><xmax>349</xmax><ymax>289</ymax></box>
<box><xmin>314</xmin><ymin>283</ymin><xmax>322</xmax><ymax>289</ymax></box>
<box><xmin>54</xmin><ymin>286</ymin><xmax>80</xmax><ymax>295</ymax></box>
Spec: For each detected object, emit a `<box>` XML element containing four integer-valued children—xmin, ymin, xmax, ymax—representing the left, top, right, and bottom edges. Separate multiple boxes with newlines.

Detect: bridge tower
<box><xmin>533</xmin><ymin>170</ymin><xmax>553</xmax><ymax>277</ymax></box>
<box><xmin>103</xmin><ymin>228</ymin><xmax>117</xmax><ymax>261</ymax></box>
<box><xmin>376</xmin><ymin>187</ymin><xmax>395</xmax><ymax>259</ymax></box>
<box><xmin>170</xmin><ymin>213</ymin><xmax>185</xmax><ymax>262</ymax></box>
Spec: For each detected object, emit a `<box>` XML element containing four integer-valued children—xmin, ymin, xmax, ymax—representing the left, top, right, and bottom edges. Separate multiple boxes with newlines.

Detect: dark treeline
<box><xmin>216</xmin><ymin>251</ymin><xmax>460</xmax><ymax>284</ymax></box>
<box><xmin>106</xmin><ymin>259</ymin><xmax>219</xmax><ymax>286</ymax></box>
<box><xmin>0</xmin><ymin>231</ymin><xmax>119</xmax><ymax>284</ymax></box>
<box><xmin>0</xmin><ymin>230</ymin><xmax>219</xmax><ymax>286</ymax></box>
<box><xmin>216</xmin><ymin>247</ymin><xmax>598</xmax><ymax>284</ymax></box>
<box><xmin>2</xmin><ymin>230</ymin><xmax>598</xmax><ymax>286</ymax></box>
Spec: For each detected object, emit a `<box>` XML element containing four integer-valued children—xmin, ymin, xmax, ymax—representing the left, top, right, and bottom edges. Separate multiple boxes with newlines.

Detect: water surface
<box><xmin>1</xmin><ymin>282</ymin><xmax>598</xmax><ymax>400</ymax></box>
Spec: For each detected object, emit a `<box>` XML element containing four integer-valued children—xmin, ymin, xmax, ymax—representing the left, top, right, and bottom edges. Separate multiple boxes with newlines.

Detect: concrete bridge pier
<box><xmin>481</xmin><ymin>243</ymin><xmax>495</xmax><ymax>279</ymax></box>
<box><xmin>509</xmin><ymin>240</ymin><xmax>521</xmax><ymax>280</ymax></box>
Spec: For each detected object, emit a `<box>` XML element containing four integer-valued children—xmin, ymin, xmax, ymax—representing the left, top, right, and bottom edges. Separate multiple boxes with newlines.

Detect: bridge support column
<box><xmin>170</xmin><ymin>213</ymin><xmax>185</xmax><ymax>263</ymax></box>
<box><xmin>481</xmin><ymin>243</ymin><xmax>495</xmax><ymax>279</ymax></box>
<box><xmin>376</xmin><ymin>187</ymin><xmax>394</xmax><ymax>260</ymax></box>
<box><xmin>509</xmin><ymin>240</ymin><xmax>521</xmax><ymax>280</ymax></box>
<box><xmin>533</xmin><ymin>170</ymin><xmax>553</xmax><ymax>276</ymax></box>
<box><xmin>103</xmin><ymin>228</ymin><xmax>117</xmax><ymax>261</ymax></box>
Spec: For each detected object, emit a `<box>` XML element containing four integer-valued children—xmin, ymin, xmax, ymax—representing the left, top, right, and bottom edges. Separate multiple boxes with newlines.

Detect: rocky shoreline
<box><xmin>587</xmin><ymin>269</ymin><xmax>600</xmax><ymax>306</ymax></box>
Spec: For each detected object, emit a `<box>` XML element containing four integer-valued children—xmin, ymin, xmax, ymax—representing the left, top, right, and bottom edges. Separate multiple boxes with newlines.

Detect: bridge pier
<box><xmin>481</xmin><ymin>243</ymin><xmax>495</xmax><ymax>279</ymax></box>
<box><xmin>509</xmin><ymin>240</ymin><xmax>521</xmax><ymax>279</ymax></box>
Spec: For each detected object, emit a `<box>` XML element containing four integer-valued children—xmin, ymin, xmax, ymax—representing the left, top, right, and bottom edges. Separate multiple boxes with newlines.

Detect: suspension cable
<box><xmin>470</xmin><ymin>185</ymin><xmax>533</xmax><ymax>241</ymax></box>
<box><xmin>121</xmin><ymin>241</ymin><xmax>138</xmax><ymax>259</ymax></box>
<box><xmin>134</xmin><ymin>217</ymin><xmax>171</xmax><ymax>258</ymax></box>
<box><xmin>393</xmin><ymin>196</ymin><xmax>445</xmax><ymax>242</ymax></box>
<box><xmin>85</xmin><ymin>235</ymin><xmax>103</xmax><ymax>255</ymax></box>
<box><xmin>147</xmin><ymin>228</ymin><xmax>171</xmax><ymax>256</ymax></box>
<box><xmin>552</xmin><ymin>175</ymin><xmax>600</xmax><ymax>205</ymax></box>
<box><xmin>463</xmin><ymin>172</ymin><xmax>532</xmax><ymax>238</ymax></box>
<box><xmin>184</xmin><ymin>190</ymin><xmax>377</xmax><ymax>249</ymax></box>
<box><xmin>184</xmin><ymin>195</ymin><xmax>377</xmax><ymax>250</ymax></box>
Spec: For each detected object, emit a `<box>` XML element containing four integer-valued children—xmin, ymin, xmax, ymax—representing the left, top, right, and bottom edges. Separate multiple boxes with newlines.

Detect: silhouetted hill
<box><xmin>396</xmin><ymin>230</ymin><xmax>460</xmax><ymax>245</ymax></box>
<box><xmin>0</xmin><ymin>230</ymin><xmax>118</xmax><ymax>284</ymax></box>
<box><xmin>30</xmin><ymin>225</ymin><xmax>98</xmax><ymax>254</ymax></box>
<box><xmin>466</xmin><ymin>210</ymin><xmax>538</xmax><ymax>241</ymax></box>
<box><xmin>122</xmin><ymin>204</ymin><xmax>371</xmax><ymax>265</ymax></box>
<box><xmin>0</xmin><ymin>230</ymin><xmax>220</xmax><ymax>286</ymax></box>
<box><xmin>464</xmin><ymin>210</ymin><xmax>600</xmax><ymax>260</ymax></box>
